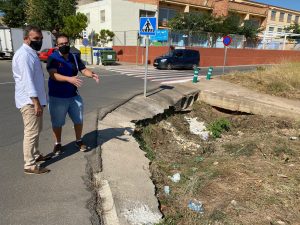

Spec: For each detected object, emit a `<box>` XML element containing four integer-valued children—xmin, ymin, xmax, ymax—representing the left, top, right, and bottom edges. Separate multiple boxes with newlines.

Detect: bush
<box><xmin>208</xmin><ymin>118</ymin><xmax>231</xmax><ymax>138</ymax></box>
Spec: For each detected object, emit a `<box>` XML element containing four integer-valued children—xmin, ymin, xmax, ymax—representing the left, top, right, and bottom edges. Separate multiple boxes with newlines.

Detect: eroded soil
<box><xmin>134</xmin><ymin>102</ymin><xmax>300</xmax><ymax>225</ymax></box>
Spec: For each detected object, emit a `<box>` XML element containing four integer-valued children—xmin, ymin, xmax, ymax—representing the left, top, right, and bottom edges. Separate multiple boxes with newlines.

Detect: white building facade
<box><xmin>76</xmin><ymin>0</ymin><xmax>158</xmax><ymax>47</ymax></box>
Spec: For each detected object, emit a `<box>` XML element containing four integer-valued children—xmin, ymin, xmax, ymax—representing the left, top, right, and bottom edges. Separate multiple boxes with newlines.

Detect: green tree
<box><xmin>25</xmin><ymin>0</ymin><xmax>55</xmax><ymax>30</ymax></box>
<box><xmin>221</xmin><ymin>13</ymin><xmax>241</xmax><ymax>34</ymax></box>
<box><xmin>57</xmin><ymin>0</ymin><xmax>77</xmax><ymax>29</ymax></box>
<box><xmin>0</xmin><ymin>0</ymin><xmax>26</xmax><ymax>27</ymax></box>
<box><xmin>97</xmin><ymin>29</ymin><xmax>115</xmax><ymax>47</ymax></box>
<box><xmin>169</xmin><ymin>11</ymin><xmax>261</xmax><ymax>47</ymax></box>
<box><xmin>169</xmin><ymin>12</ymin><xmax>203</xmax><ymax>34</ymax></box>
<box><xmin>285</xmin><ymin>23</ymin><xmax>300</xmax><ymax>34</ymax></box>
<box><xmin>169</xmin><ymin>12</ymin><xmax>222</xmax><ymax>46</ymax></box>
<box><xmin>239</xmin><ymin>21</ymin><xmax>261</xmax><ymax>39</ymax></box>
<box><xmin>25</xmin><ymin>0</ymin><xmax>76</xmax><ymax>31</ymax></box>
<box><xmin>61</xmin><ymin>12</ymin><xmax>88</xmax><ymax>42</ymax></box>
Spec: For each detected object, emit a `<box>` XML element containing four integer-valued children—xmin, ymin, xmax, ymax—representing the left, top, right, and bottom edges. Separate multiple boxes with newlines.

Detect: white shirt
<box><xmin>12</xmin><ymin>44</ymin><xmax>47</xmax><ymax>109</ymax></box>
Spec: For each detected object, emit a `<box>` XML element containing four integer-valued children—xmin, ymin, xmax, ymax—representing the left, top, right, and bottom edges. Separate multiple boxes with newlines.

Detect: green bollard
<box><xmin>193</xmin><ymin>67</ymin><xmax>199</xmax><ymax>83</ymax></box>
<box><xmin>206</xmin><ymin>67</ymin><xmax>213</xmax><ymax>80</ymax></box>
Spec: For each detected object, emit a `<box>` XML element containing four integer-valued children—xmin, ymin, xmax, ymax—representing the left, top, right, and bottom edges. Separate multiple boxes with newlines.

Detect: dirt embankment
<box><xmin>135</xmin><ymin>102</ymin><xmax>300</xmax><ymax>225</ymax></box>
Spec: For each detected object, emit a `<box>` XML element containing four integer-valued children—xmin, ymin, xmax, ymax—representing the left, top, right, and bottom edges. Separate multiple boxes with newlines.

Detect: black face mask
<box><xmin>30</xmin><ymin>40</ymin><xmax>43</xmax><ymax>51</ymax></box>
<box><xmin>59</xmin><ymin>45</ymin><xmax>70</xmax><ymax>55</ymax></box>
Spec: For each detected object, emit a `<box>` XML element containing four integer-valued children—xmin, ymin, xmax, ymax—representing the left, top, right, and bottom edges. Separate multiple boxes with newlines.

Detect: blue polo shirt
<box><xmin>47</xmin><ymin>50</ymin><xmax>86</xmax><ymax>98</ymax></box>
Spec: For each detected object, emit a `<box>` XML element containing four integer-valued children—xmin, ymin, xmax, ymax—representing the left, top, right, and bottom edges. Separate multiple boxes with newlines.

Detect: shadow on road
<box><xmin>98</xmin><ymin>127</ymin><xmax>133</xmax><ymax>147</ymax></box>
<box><xmin>41</xmin><ymin>130</ymin><xmax>98</xmax><ymax>167</ymax></box>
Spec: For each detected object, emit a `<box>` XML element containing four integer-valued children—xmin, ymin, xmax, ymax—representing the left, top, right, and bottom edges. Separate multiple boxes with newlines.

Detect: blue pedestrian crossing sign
<box><xmin>139</xmin><ymin>17</ymin><xmax>157</xmax><ymax>36</ymax></box>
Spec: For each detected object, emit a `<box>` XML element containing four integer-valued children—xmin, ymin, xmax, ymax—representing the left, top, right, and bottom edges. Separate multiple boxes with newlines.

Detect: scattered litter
<box><xmin>164</xmin><ymin>186</ymin><xmax>170</xmax><ymax>195</ymax></box>
<box><xmin>169</xmin><ymin>173</ymin><xmax>181</xmax><ymax>183</ymax></box>
<box><xmin>277</xmin><ymin>174</ymin><xmax>288</xmax><ymax>178</ymax></box>
<box><xmin>213</xmin><ymin>161</ymin><xmax>219</xmax><ymax>165</ymax></box>
<box><xmin>230</xmin><ymin>200</ymin><xmax>238</xmax><ymax>207</ymax></box>
<box><xmin>185</xmin><ymin>117</ymin><xmax>210</xmax><ymax>141</ymax></box>
<box><xmin>290</xmin><ymin>136</ymin><xmax>298</xmax><ymax>140</ymax></box>
<box><xmin>188</xmin><ymin>199</ymin><xmax>204</xmax><ymax>214</ymax></box>
<box><xmin>276</xmin><ymin>220</ymin><xmax>286</xmax><ymax>225</ymax></box>
<box><xmin>122</xmin><ymin>202</ymin><xmax>162</xmax><ymax>225</ymax></box>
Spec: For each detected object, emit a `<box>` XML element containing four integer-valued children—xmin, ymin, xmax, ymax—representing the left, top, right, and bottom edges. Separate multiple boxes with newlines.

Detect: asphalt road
<box><xmin>0</xmin><ymin>59</ymin><xmax>160</xmax><ymax>225</ymax></box>
<box><xmin>0</xmin><ymin>59</ymin><xmax>259</xmax><ymax>225</ymax></box>
<box><xmin>0</xmin><ymin>60</ymin><xmax>160</xmax><ymax>147</ymax></box>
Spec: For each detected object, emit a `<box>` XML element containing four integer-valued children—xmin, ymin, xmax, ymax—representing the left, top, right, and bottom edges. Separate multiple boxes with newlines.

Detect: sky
<box><xmin>252</xmin><ymin>0</ymin><xmax>300</xmax><ymax>11</ymax></box>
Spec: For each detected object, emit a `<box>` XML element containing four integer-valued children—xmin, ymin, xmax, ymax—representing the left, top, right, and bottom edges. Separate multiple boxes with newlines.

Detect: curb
<box><xmin>94</xmin><ymin>174</ymin><xmax>120</xmax><ymax>225</ymax></box>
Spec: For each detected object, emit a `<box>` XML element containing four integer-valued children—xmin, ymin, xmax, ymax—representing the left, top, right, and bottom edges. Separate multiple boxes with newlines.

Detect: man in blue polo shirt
<box><xmin>47</xmin><ymin>34</ymin><xmax>99</xmax><ymax>155</ymax></box>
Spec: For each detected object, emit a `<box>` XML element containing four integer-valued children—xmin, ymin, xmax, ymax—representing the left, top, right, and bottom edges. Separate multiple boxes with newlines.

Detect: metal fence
<box><xmin>113</xmin><ymin>30</ymin><xmax>300</xmax><ymax>50</ymax></box>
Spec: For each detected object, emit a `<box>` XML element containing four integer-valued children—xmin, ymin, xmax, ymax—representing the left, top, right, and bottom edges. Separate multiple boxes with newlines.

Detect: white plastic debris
<box><xmin>164</xmin><ymin>186</ymin><xmax>170</xmax><ymax>195</ymax></box>
<box><xmin>122</xmin><ymin>203</ymin><xmax>161</xmax><ymax>225</ymax></box>
<box><xmin>185</xmin><ymin>117</ymin><xmax>210</xmax><ymax>140</ymax></box>
<box><xmin>169</xmin><ymin>173</ymin><xmax>181</xmax><ymax>183</ymax></box>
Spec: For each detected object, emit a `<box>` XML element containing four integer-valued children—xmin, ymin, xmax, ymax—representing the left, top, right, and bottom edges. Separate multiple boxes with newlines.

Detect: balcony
<box><xmin>229</xmin><ymin>2</ymin><xmax>268</xmax><ymax>17</ymax></box>
<box><xmin>160</xmin><ymin>0</ymin><xmax>214</xmax><ymax>8</ymax></box>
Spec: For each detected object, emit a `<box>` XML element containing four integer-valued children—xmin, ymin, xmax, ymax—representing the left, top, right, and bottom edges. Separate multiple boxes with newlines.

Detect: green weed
<box><xmin>208</xmin><ymin>118</ymin><xmax>231</xmax><ymax>138</ymax></box>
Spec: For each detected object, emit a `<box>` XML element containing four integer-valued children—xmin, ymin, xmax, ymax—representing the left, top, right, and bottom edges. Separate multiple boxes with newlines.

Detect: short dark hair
<box><xmin>56</xmin><ymin>33</ymin><xmax>69</xmax><ymax>43</ymax></box>
<box><xmin>24</xmin><ymin>25</ymin><xmax>42</xmax><ymax>38</ymax></box>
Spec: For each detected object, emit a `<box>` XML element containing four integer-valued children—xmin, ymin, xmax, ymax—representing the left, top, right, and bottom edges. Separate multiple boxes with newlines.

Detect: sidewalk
<box><xmin>96</xmin><ymin>78</ymin><xmax>299</xmax><ymax>225</ymax></box>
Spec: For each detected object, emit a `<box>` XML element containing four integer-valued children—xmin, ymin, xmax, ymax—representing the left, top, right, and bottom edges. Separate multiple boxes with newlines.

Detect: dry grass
<box><xmin>135</xmin><ymin>102</ymin><xmax>300</xmax><ymax>225</ymax></box>
<box><xmin>221</xmin><ymin>62</ymin><xmax>300</xmax><ymax>100</ymax></box>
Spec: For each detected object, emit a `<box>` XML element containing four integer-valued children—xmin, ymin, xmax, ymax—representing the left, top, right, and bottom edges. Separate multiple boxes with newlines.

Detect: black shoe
<box><xmin>75</xmin><ymin>140</ymin><xmax>87</xmax><ymax>152</ymax></box>
<box><xmin>36</xmin><ymin>154</ymin><xmax>52</xmax><ymax>162</ymax></box>
<box><xmin>53</xmin><ymin>143</ymin><xmax>62</xmax><ymax>155</ymax></box>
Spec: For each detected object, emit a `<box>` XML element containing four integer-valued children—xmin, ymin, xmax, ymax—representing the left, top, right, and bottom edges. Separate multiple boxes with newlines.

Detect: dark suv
<box><xmin>153</xmin><ymin>49</ymin><xmax>200</xmax><ymax>70</ymax></box>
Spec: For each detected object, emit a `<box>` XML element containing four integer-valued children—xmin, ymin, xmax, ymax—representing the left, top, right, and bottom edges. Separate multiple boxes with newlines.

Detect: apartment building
<box><xmin>158</xmin><ymin>0</ymin><xmax>268</xmax><ymax>28</ymax></box>
<box><xmin>266</xmin><ymin>5</ymin><xmax>300</xmax><ymax>35</ymax></box>
<box><xmin>77</xmin><ymin>0</ymin><xmax>158</xmax><ymax>46</ymax></box>
<box><xmin>77</xmin><ymin>0</ymin><xmax>300</xmax><ymax>47</ymax></box>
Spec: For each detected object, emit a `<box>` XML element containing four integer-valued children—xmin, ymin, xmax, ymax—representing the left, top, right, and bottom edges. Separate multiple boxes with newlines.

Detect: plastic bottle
<box><xmin>164</xmin><ymin>186</ymin><xmax>170</xmax><ymax>195</ymax></box>
<box><xmin>188</xmin><ymin>199</ymin><xmax>204</xmax><ymax>214</ymax></box>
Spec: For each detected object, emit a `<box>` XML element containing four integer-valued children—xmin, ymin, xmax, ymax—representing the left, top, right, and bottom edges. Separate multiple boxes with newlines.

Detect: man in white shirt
<box><xmin>12</xmin><ymin>25</ymin><xmax>51</xmax><ymax>175</ymax></box>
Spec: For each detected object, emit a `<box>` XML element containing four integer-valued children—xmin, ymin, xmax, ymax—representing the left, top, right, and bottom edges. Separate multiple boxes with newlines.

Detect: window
<box><xmin>159</xmin><ymin>8</ymin><xmax>179</xmax><ymax>26</ymax></box>
<box><xmin>279</xmin><ymin>12</ymin><xmax>285</xmax><ymax>22</ymax></box>
<box><xmin>271</xmin><ymin>10</ymin><xmax>276</xmax><ymax>21</ymax></box>
<box><xmin>277</xmin><ymin>28</ymin><xmax>282</xmax><ymax>33</ymax></box>
<box><xmin>86</xmin><ymin>13</ymin><xmax>90</xmax><ymax>24</ymax></box>
<box><xmin>287</xmin><ymin>14</ymin><xmax>292</xmax><ymax>23</ymax></box>
<box><xmin>295</xmin><ymin>16</ymin><xmax>299</xmax><ymax>23</ymax></box>
<box><xmin>268</xmin><ymin>27</ymin><xmax>274</xmax><ymax>32</ymax></box>
<box><xmin>100</xmin><ymin>10</ymin><xmax>105</xmax><ymax>23</ymax></box>
<box><xmin>139</xmin><ymin>10</ymin><xmax>155</xmax><ymax>17</ymax></box>
<box><xmin>244</xmin><ymin>19</ymin><xmax>260</xmax><ymax>29</ymax></box>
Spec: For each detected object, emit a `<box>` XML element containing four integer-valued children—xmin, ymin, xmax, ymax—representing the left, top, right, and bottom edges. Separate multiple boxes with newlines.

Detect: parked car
<box><xmin>1</xmin><ymin>27</ymin><xmax>54</xmax><ymax>59</ymax></box>
<box><xmin>38</xmin><ymin>48</ymin><xmax>56</xmax><ymax>62</ymax></box>
<box><xmin>153</xmin><ymin>49</ymin><xmax>200</xmax><ymax>70</ymax></box>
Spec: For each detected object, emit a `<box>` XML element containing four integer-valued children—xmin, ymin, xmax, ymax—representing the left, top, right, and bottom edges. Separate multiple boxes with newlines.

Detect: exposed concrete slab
<box><xmin>97</xmin><ymin>79</ymin><xmax>299</xmax><ymax>225</ymax></box>
<box><xmin>97</xmin><ymin>83</ymin><xmax>202</xmax><ymax>225</ymax></box>
<box><xmin>99</xmin><ymin>113</ymin><xmax>161</xmax><ymax>225</ymax></box>
<box><xmin>197</xmin><ymin>79</ymin><xmax>300</xmax><ymax>121</ymax></box>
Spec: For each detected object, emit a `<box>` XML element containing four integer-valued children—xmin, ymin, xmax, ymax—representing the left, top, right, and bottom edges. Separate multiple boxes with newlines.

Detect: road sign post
<box><xmin>145</xmin><ymin>36</ymin><xmax>149</xmax><ymax>97</ymax></box>
<box><xmin>222</xmin><ymin>36</ymin><xmax>232</xmax><ymax>74</ymax></box>
<box><xmin>82</xmin><ymin>38</ymin><xmax>89</xmax><ymax>66</ymax></box>
<box><xmin>139</xmin><ymin>17</ymin><xmax>157</xmax><ymax>97</ymax></box>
